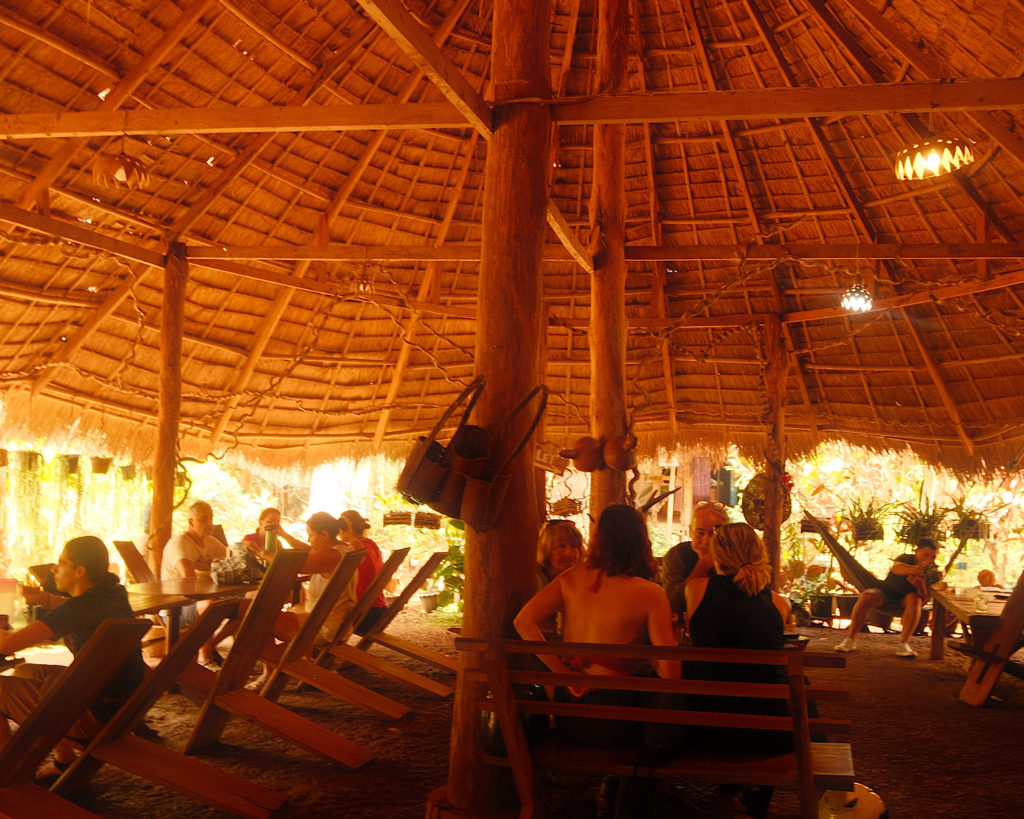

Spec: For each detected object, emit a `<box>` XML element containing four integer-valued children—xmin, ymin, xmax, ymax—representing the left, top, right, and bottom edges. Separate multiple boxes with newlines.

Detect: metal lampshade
<box><xmin>894</xmin><ymin>137</ymin><xmax>974</xmax><ymax>181</ymax></box>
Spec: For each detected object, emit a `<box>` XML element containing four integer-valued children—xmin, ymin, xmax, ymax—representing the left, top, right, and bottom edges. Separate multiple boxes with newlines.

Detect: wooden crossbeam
<box><xmin>1</xmin><ymin>79</ymin><xmax>1022</xmax><ymax>140</ymax></box>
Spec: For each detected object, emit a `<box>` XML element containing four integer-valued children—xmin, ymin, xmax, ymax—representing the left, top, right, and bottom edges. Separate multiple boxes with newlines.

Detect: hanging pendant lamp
<box><xmin>894</xmin><ymin>137</ymin><xmax>975</xmax><ymax>181</ymax></box>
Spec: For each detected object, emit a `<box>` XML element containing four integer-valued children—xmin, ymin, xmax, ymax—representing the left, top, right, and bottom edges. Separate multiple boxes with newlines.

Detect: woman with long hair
<box><xmin>515</xmin><ymin>503</ymin><xmax>678</xmax><ymax>694</ymax></box>
<box><xmin>684</xmin><ymin>522</ymin><xmax>792</xmax><ymax>819</ymax></box>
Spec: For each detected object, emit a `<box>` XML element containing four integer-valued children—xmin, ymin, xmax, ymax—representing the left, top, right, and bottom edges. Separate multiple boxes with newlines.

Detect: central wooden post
<box><xmin>444</xmin><ymin>0</ymin><xmax>551</xmax><ymax>812</ymax></box>
<box><xmin>763</xmin><ymin>314</ymin><xmax>789</xmax><ymax>580</ymax></box>
<box><xmin>149</xmin><ymin>242</ymin><xmax>187</xmax><ymax>577</ymax></box>
<box><xmin>588</xmin><ymin>0</ymin><xmax>629</xmax><ymax>513</ymax></box>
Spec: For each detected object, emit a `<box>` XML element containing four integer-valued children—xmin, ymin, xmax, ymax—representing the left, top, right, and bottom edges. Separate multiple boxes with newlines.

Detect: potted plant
<box><xmin>841</xmin><ymin>497</ymin><xmax>894</xmax><ymax>543</ymax></box>
<box><xmin>947</xmin><ymin>496</ymin><xmax>992</xmax><ymax>542</ymax></box>
<box><xmin>895</xmin><ymin>495</ymin><xmax>947</xmax><ymax>545</ymax></box>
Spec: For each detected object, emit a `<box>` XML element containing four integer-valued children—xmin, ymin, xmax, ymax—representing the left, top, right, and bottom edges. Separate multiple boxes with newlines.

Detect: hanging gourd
<box><xmin>559</xmin><ymin>436</ymin><xmax>604</xmax><ymax>472</ymax></box>
<box><xmin>741</xmin><ymin>472</ymin><xmax>792</xmax><ymax>531</ymax></box>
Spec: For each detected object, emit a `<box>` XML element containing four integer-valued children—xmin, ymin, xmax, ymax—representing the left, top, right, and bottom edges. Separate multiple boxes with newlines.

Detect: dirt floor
<box><xmin>51</xmin><ymin>612</ymin><xmax>1024</xmax><ymax>818</ymax></box>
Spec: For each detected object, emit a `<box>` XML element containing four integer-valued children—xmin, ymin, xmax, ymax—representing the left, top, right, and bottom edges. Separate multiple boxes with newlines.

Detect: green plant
<box><xmin>431</xmin><ymin>519</ymin><xmax>465</xmax><ymax>611</ymax></box>
<box><xmin>895</xmin><ymin>491</ymin><xmax>948</xmax><ymax>545</ymax></box>
<box><xmin>840</xmin><ymin>496</ymin><xmax>895</xmax><ymax>543</ymax></box>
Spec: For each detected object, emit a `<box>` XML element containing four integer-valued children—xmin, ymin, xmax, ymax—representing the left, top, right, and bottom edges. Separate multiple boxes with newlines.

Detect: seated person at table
<box><xmin>977</xmin><ymin>569</ymin><xmax>1003</xmax><ymax>591</ymax></box>
<box><xmin>535</xmin><ymin>518</ymin><xmax>584</xmax><ymax>590</ymax></box>
<box><xmin>162</xmin><ymin>500</ymin><xmax>231</xmax><ymax>666</ymax></box>
<box><xmin>265</xmin><ymin>511</ymin><xmax>359</xmax><ymax>647</ymax></box>
<box><xmin>162</xmin><ymin>500</ymin><xmax>228</xmax><ymax>582</ymax></box>
<box><xmin>684</xmin><ymin>522</ymin><xmax>793</xmax><ymax>819</ymax></box>
<box><xmin>662</xmin><ymin>500</ymin><xmax>729</xmax><ymax>619</ymax></box>
<box><xmin>515</xmin><ymin>503</ymin><xmax>678</xmax><ymax>716</ymax></box>
<box><xmin>516</xmin><ymin>504</ymin><xmax>678</xmax><ymax>818</ymax></box>
<box><xmin>242</xmin><ymin>507</ymin><xmax>306</xmax><ymax>559</ymax></box>
<box><xmin>0</xmin><ymin>536</ymin><xmax>145</xmax><ymax>780</ymax></box>
<box><xmin>339</xmin><ymin>510</ymin><xmax>388</xmax><ymax>636</ymax></box>
<box><xmin>835</xmin><ymin>539</ymin><xmax>940</xmax><ymax>658</ymax></box>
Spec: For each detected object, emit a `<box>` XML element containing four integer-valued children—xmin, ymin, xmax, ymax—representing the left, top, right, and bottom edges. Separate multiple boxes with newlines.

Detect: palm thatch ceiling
<box><xmin>1</xmin><ymin>0</ymin><xmax>1023</xmax><ymax>476</ymax></box>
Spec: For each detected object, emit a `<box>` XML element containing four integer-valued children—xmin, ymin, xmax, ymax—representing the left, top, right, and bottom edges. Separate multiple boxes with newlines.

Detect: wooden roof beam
<box><xmin>185</xmin><ymin>241</ymin><xmax>1024</xmax><ymax>262</ymax></box>
<box><xmin>841</xmin><ymin>0</ymin><xmax>1024</xmax><ymax>171</ymax></box>
<box><xmin>2</xmin><ymin>79</ymin><xmax>1023</xmax><ymax>140</ymax></box>
<box><xmin>352</xmin><ymin>0</ymin><xmax>493</xmax><ymax>136</ymax></box>
<box><xmin>12</xmin><ymin>0</ymin><xmax>218</xmax><ymax>210</ymax></box>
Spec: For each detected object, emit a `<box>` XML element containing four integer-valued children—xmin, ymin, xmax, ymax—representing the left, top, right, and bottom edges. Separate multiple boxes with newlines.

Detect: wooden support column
<box><xmin>763</xmin><ymin>314</ymin><xmax>789</xmax><ymax>581</ymax></box>
<box><xmin>588</xmin><ymin>0</ymin><xmax>629</xmax><ymax>514</ymax></box>
<box><xmin>148</xmin><ymin>243</ymin><xmax>187</xmax><ymax>578</ymax></box>
<box><xmin>444</xmin><ymin>0</ymin><xmax>550</xmax><ymax>812</ymax></box>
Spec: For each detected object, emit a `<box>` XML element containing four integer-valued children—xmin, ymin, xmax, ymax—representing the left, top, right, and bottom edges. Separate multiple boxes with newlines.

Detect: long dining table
<box><xmin>127</xmin><ymin>578</ymin><xmax>256</xmax><ymax>650</ymax></box>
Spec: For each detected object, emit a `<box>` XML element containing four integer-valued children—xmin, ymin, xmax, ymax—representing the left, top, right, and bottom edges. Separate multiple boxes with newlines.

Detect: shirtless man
<box><xmin>836</xmin><ymin>539</ymin><xmax>940</xmax><ymax>658</ymax></box>
<box><xmin>515</xmin><ymin>503</ymin><xmax>679</xmax><ymax>695</ymax></box>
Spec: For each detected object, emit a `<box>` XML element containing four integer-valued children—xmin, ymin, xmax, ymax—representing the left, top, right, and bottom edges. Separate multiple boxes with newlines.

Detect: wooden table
<box><xmin>929</xmin><ymin>587</ymin><xmax>1006</xmax><ymax>660</ymax></box>
<box><xmin>127</xmin><ymin>579</ymin><xmax>255</xmax><ymax>650</ymax></box>
<box><xmin>127</xmin><ymin>591</ymin><xmax>192</xmax><ymax>650</ymax></box>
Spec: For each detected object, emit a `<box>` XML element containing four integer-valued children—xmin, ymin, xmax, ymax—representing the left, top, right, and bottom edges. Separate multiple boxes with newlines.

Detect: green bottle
<box><xmin>265</xmin><ymin>528</ymin><xmax>278</xmax><ymax>556</ymax></box>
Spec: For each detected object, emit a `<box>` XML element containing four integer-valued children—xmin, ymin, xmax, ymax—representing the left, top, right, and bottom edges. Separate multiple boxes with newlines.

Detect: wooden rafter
<box><xmin>352</xmin><ymin>0</ymin><xmax>492</xmax><ymax>136</ymax></box>
<box><xmin>2</xmin><ymin>78</ymin><xmax>1023</xmax><ymax>140</ymax></box>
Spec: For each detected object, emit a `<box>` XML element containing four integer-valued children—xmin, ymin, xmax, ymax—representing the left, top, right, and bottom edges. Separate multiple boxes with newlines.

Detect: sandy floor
<box><xmin>35</xmin><ymin>612</ymin><xmax>1024</xmax><ymax>818</ymax></box>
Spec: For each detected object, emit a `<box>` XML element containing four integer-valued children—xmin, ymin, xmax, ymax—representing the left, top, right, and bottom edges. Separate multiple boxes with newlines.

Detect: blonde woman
<box><xmin>535</xmin><ymin>518</ymin><xmax>584</xmax><ymax>590</ymax></box>
<box><xmin>684</xmin><ymin>522</ymin><xmax>791</xmax><ymax>819</ymax></box>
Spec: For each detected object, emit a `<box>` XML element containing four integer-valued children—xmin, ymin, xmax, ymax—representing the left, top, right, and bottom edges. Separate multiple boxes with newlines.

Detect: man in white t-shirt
<box><xmin>161</xmin><ymin>501</ymin><xmax>227</xmax><ymax>581</ymax></box>
<box><xmin>161</xmin><ymin>500</ymin><xmax>230</xmax><ymax>668</ymax></box>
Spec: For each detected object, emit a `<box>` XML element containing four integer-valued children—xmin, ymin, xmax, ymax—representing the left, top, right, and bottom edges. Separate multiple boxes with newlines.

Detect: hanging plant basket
<box><xmin>91</xmin><ymin>456</ymin><xmax>113</xmax><ymax>475</ymax></box>
<box><xmin>119</xmin><ymin>464</ymin><xmax>136</xmax><ymax>481</ymax></box>
<box><xmin>740</xmin><ymin>473</ymin><xmax>792</xmax><ymax>531</ymax></box>
<box><xmin>60</xmin><ymin>454</ymin><xmax>80</xmax><ymax>475</ymax></box>
<box><xmin>17</xmin><ymin>451</ymin><xmax>42</xmax><ymax>470</ymax></box>
<box><xmin>549</xmin><ymin>497</ymin><xmax>584</xmax><ymax>518</ymax></box>
<box><xmin>414</xmin><ymin>511</ymin><xmax>442</xmax><ymax>529</ymax></box>
<box><xmin>853</xmin><ymin>519</ymin><xmax>885</xmax><ymax>542</ymax></box>
<box><xmin>383</xmin><ymin>511</ymin><xmax>413</xmax><ymax>526</ymax></box>
<box><xmin>952</xmin><ymin>518</ymin><xmax>990</xmax><ymax>541</ymax></box>
<box><xmin>799</xmin><ymin>519</ymin><xmax>817</xmax><ymax>533</ymax></box>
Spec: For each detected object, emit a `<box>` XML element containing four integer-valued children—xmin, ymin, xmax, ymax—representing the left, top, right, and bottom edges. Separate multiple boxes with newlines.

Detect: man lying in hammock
<box><xmin>835</xmin><ymin>539</ymin><xmax>941</xmax><ymax>658</ymax></box>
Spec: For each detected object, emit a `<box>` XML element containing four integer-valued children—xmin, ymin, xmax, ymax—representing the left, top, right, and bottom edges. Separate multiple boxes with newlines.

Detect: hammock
<box><xmin>802</xmin><ymin>512</ymin><xmax>906</xmax><ymax>619</ymax></box>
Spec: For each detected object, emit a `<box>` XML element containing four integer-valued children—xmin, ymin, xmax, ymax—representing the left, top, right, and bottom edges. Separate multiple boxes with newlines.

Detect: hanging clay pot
<box><xmin>603</xmin><ymin>434</ymin><xmax>638</xmax><ymax>472</ymax></box>
<box><xmin>559</xmin><ymin>436</ymin><xmax>603</xmax><ymax>472</ymax></box>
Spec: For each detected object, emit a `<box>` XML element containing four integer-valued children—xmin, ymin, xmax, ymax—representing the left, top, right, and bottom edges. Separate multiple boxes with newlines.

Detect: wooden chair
<box><xmin>0</xmin><ymin>618</ymin><xmax>150</xmax><ymax>817</ymax></box>
<box><xmin>53</xmin><ymin>599</ymin><xmax>286</xmax><ymax>819</ymax></box>
<box><xmin>955</xmin><ymin>568</ymin><xmax>1024</xmax><ymax>705</ymax></box>
<box><xmin>113</xmin><ymin>540</ymin><xmax>157</xmax><ymax>584</ymax></box>
<box><xmin>337</xmin><ymin>550</ymin><xmax>458</xmax><ymax>686</ymax></box>
<box><xmin>176</xmin><ymin>549</ymin><xmax>374</xmax><ymax>769</ymax></box>
<box><xmin>257</xmin><ymin>548</ymin><xmax>410</xmax><ymax>719</ymax></box>
<box><xmin>312</xmin><ymin>548</ymin><xmax>455</xmax><ymax>698</ymax></box>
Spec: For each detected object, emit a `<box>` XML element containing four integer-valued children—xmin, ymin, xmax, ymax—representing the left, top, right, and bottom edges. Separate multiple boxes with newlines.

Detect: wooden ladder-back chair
<box><xmin>177</xmin><ymin>549</ymin><xmax>374</xmax><ymax>769</ymax></box>
<box><xmin>344</xmin><ymin>550</ymin><xmax>458</xmax><ymax>679</ymax></box>
<box><xmin>113</xmin><ymin>540</ymin><xmax>156</xmax><ymax>584</ymax></box>
<box><xmin>257</xmin><ymin>548</ymin><xmax>410</xmax><ymax>719</ymax></box>
<box><xmin>314</xmin><ymin>548</ymin><xmax>456</xmax><ymax>697</ymax></box>
<box><xmin>52</xmin><ymin>600</ymin><xmax>286</xmax><ymax>819</ymax></box>
<box><xmin>0</xmin><ymin>618</ymin><xmax>150</xmax><ymax>817</ymax></box>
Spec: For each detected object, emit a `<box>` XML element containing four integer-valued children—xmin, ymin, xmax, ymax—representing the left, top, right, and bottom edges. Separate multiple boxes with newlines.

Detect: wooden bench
<box><xmin>456</xmin><ymin>638</ymin><xmax>854</xmax><ymax>819</ymax></box>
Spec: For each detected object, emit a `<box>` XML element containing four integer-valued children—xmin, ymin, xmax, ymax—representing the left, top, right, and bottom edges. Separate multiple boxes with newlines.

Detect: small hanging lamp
<box><xmin>93</xmin><ymin>136</ymin><xmax>151</xmax><ymax>190</ymax></box>
<box><xmin>894</xmin><ymin>137</ymin><xmax>974</xmax><ymax>181</ymax></box>
<box><xmin>841</xmin><ymin>284</ymin><xmax>873</xmax><ymax>313</ymax></box>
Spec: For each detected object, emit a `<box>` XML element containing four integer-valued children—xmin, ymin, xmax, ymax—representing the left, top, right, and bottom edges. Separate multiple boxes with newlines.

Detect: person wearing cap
<box><xmin>339</xmin><ymin>510</ymin><xmax>388</xmax><ymax>635</ymax></box>
<box><xmin>0</xmin><ymin>535</ymin><xmax>145</xmax><ymax>781</ymax></box>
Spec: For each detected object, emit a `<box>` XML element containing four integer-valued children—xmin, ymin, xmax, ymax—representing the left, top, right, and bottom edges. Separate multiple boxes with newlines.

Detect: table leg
<box><xmin>166</xmin><ymin>608</ymin><xmax>181</xmax><ymax>654</ymax></box>
<box><xmin>930</xmin><ymin>597</ymin><xmax>947</xmax><ymax>660</ymax></box>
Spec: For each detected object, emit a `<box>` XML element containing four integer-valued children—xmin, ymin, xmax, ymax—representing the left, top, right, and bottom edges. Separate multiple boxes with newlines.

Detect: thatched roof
<box><xmin>1</xmin><ymin>0</ymin><xmax>1023</xmax><ymax>476</ymax></box>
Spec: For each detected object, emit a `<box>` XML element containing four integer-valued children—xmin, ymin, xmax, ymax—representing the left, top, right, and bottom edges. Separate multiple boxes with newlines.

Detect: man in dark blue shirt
<box><xmin>0</xmin><ymin>535</ymin><xmax>144</xmax><ymax>778</ymax></box>
<box><xmin>835</xmin><ymin>539</ymin><xmax>940</xmax><ymax>658</ymax></box>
